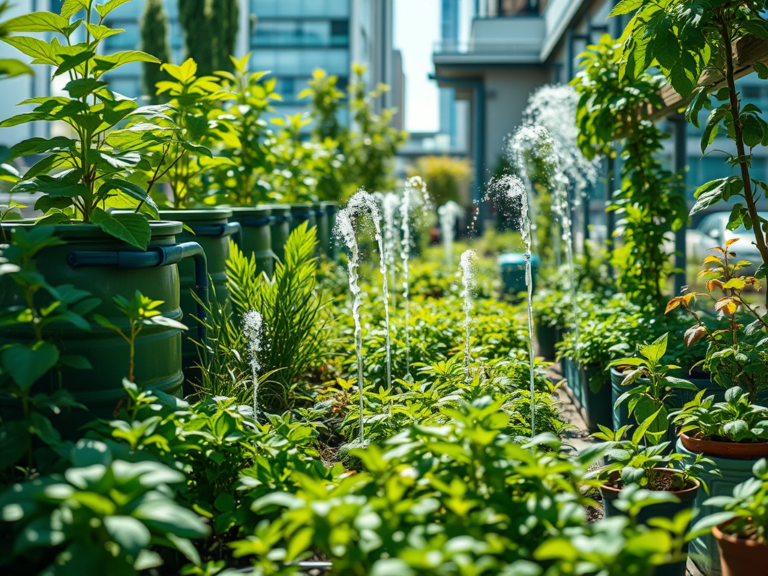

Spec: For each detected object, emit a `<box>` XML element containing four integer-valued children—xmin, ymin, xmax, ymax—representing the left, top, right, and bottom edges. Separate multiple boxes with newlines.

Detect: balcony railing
<box><xmin>434</xmin><ymin>38</ymin><xmax>542</xmax><ymax>58</ymax></box>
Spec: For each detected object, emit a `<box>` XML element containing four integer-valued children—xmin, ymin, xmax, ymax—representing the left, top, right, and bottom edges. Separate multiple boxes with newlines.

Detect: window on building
<box><xmin>330</xmin><ymin>20</ymin><xmax>349</xmax><ymax>46</ymax></box>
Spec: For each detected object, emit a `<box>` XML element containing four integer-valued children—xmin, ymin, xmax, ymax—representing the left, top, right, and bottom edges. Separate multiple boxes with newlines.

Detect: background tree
<box><xmin>407</xmin><ymin>155</ymin><xmax>472</xmax><ymax>205</ymax></box>
<box><xmin>140</xmin><ymin>0</ymin><xmax>170</xmax><ymax>103</ymax></box>
<box><xmin>178</xmin><ymin>0</ymin><xmax>238</xmax><ymax>76</ymax></box>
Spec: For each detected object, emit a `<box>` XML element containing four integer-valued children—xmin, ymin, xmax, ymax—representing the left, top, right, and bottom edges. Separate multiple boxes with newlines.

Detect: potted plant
<box><xmin>665</xmin><ymin>241</ymin><xmax>768</xmax><ymax>575</ymax></box>
<box><xmin>692</xmin><ymin>458</ymin><xmax>768</xmax><ymax>576</ymax></box>
<box><xmin>0</xmin><ymin>1</ymin><xmax>196</xmax><ymax>401</ymax></box>
<box><xmin>609</xmin><ymin>333</ymin><xmax>699</xmax><ymax>441</ymax></box>
<box><xmin>591</xmin><ymin>415</ymin><xmax>713</xmax><ymax>576</ymax></box>
<box><xmin>213</xmin><ymin>53</ymin><xmax>280</xmax><ymax>274</ymax></box>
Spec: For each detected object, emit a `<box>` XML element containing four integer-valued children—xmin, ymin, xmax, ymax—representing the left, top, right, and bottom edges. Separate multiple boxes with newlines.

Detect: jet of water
<box><xmin>400</xmin><ymin>176</ymin><xmax>430</xmax><ymax>376</ymax></box>
<box><xmin>334</xmin><ymin>190</ymin><xmax>391</xmax><ymax>442</ymax></box>
<box><xmin>459</xmin><ymin>250</ymin><xmax>476</xmax><ymax>384</ymax></box>
<box><xmin>438</xmin><ymin>201</ymin><xmax>464</xmax><ymax>270</ymax></box>
<box><xmin>243</xmin><ymin>310</ymin><xmax>263</xmax><ymax>423</ymax></box>
<box><xmin>381</xmin><ymin>192</ymin><xmax>400</xmax><ymax>311</ymax></box>
<box><xmin>487</xmin><ymin>175</ymin><xmax>538</xmax><ymax>435</ymax></box>
<box><xmin>509</xmin><ymin>125</ymin><xmax>579</xmax><ymax>350</ymax></box>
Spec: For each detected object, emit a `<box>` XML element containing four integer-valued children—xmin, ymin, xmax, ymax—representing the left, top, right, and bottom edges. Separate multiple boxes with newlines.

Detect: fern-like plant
<box><xmin>195</xmin><ymin>224</ymin><xmax>331</xmax><ymax>412</ymax></box>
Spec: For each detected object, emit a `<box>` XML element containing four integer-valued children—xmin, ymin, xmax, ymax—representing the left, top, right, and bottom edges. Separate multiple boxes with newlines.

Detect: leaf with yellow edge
<box><xmin>665</xmin><ymin>297</ymin><xmax>683</xmax><ymax>314</ymax></box>
<box><xmin>703</xmin><ymin>255</ymin><xmax>723</xmax><ymax>265</ymax></box>
<box><xmin>684</xmin><ymin>325</ymin><xmax>707</xmax><ymax>348</ymax></box>
<box><xmin>707</xmin><ymin>279</ymin><xmax>724</xmax><ymax>292</ymax></box>
<box><xmin>725</xmin><ymin>238</ymin><xmax>740</xmax><ymax>249</ymax></box>
<box><xmin>714</xmin><ymin>298</ymin><xmax>739</xmax><ymax>315</ymax></box>
<box><xmin>722</xmin><ymin>278</ymin><xmax>747</xmax><ymax>290</ymax></box>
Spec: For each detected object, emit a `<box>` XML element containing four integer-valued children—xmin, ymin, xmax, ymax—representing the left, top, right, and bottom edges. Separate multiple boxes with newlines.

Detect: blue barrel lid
<box><xmin>497</xmin><ymin>253</ymin><xmax>540</xmax><ymax>267</ymax></box>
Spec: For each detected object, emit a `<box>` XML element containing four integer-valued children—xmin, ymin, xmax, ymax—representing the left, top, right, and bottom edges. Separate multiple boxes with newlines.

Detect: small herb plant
<box><xmin>214</xmin><ymin>53</ymin><xmax>280</xmax><ymax>206</ymax></box>
<box><xmin>0</xmin><ymin>438</ymin><xmax>209</xmax><ymax>574</ymax></box>
<box><xmin>693</xmin><ymin>458</ymin><xmax>768</xmax><ymax>545</ymax></box>
<box><xmin>667</xmin><ymin>240</ymin><xmax>768</xmax><ymax>401</ymax></box>
<box><xmin>609</xmin><ymin>333</ymin><xmax>699</xmax><ymax>440</ymax></box>
<box><xmin>0</xmin><ymin>227</ymin><xmax>97</xmax><ymax>474</ymax></box>
<box><xmin>592</xmin><ymin>414</ymin><xmax>713</xmax><ymax>492</ymax></box>
<box><xmin>673</xmin><ymin>386</ymin><xmax>768</xmax><ymax>443</ymax></box>
<box><xmin>94</xmin><ymin>290</ymin><xmax>186</xmax><ymax>383</ymax></box>
<box><xmin>1</xmin><ymin>0</ymin><xmax>180</xmax><ymax>249</ymax></box>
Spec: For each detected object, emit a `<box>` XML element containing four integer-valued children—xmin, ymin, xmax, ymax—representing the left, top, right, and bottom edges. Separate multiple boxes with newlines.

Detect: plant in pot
<box><xmin>691</xmin><ymin>458</ymin><xmax>768</xmax><ymax>576</ymax></box>
<box><xmin>591</xmin><ymin>414</ymin><xmax>713</xmax><ymax>576</ymax></box>
<box><xmin>667</xmin><ymin>242</ymin><xmax>768</xmax><ymax>576</ymax></box>
<box><xmin>609</xmin><ymin>333</ymin><xmax>699</xmax><ymax>440</ymax></box>
<box><xmin>211</xmin><ymin>53</ymin><xmax>281</xmax><ymax>273</ymax></box>
<box><xmin>0</xmin><ymin>0</ymin><xmax>193</xmax><ymax>412</ymax></box>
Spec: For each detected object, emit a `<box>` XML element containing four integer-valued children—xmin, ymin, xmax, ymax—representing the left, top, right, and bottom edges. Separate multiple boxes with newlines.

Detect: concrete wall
<box><xmin>483</xmin><ymin>68</ymin><xmax>551</xmax><ymax>170</ymax></box>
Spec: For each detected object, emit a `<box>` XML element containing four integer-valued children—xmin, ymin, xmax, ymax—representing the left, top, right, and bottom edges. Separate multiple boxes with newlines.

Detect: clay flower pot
<box><xmin>680</xmin><ymin>433</ymin><xmax>768</xmax><ymax>460</ymax></box>
<box><xmin>713</xmin><ymin>521</ymin><xmax>768</xmax><ymax>576</ymax></box>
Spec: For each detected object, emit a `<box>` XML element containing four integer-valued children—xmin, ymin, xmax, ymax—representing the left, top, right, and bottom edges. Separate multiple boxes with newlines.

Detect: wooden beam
<box><xmin>646</xmin><ymin>35</ymin><xmax>768</xmax><ymax>121</ymax></box>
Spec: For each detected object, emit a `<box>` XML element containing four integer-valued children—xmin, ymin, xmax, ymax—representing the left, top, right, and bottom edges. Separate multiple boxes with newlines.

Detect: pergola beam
<box><xmin>647</xmin><ymin>35</ymin><xmax>768</xmax><ymax>121</ymax></box>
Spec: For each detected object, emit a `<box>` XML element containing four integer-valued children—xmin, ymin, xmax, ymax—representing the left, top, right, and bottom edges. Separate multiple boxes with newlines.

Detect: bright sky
<box><xmin>394</xmin><ymin>0</ymin><xmax>441</xmax><ymax>133</ymax></box>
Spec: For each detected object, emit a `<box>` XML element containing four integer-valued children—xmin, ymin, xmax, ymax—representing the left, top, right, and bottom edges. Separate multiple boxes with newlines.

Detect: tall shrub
<box><xmin>140</xmin><ymin>0</ymin><xmax>170</xmax><ymax>103</ymax></box>
<box><xmin>572</xmin><ymin>35</ymin><xmax>687</xmax><ymax>308</ymax></box>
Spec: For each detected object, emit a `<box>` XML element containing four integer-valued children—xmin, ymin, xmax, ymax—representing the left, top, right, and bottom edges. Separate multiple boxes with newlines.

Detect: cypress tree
<box><xmin>179</xmin><ymin>0</ymin><xmax>239</xmax><ymax>76</ymax></box>
<box><xmin>179</xmin><ymin>0</ymin><xmax>214</xmax><ymax>74</ymax></box>
<box><xmin>140</xmin><ymin>0</ymin><xmax>171</xmax><ymax>103</ymax></box>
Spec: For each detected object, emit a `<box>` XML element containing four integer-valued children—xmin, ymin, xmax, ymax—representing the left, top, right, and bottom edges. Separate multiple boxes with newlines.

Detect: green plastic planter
<box><xmin>536</xmin><ymin>324</ymin><xmax>558</xmax><ymax>360</ymax></box>
<box><xmin>601</xmin><ymin>471</ymin><xmax>700</xmax><ymax>576</ymax></box>
<box><xmin>563</xmin><ymin>358</ymin><xmax>584</xmax><ymax>408</ymax></box>
<box><xmin>580</xmin><ymin>363</ymin><xmax>613</xmax><ymax>431</ymax></box>
<box><xmin>677</xmin><ymin>439</ymin><xmax>759</xmax><ymax>576</ymax></box>
<box><xmin>289</xmin><ymin>202</ymin><xmax>316</xmax><ymax>232</ymax></box>
<box><xmin>228</xmin><ymin>206</ymin><xmax>276</xmax><ymax>276</ymax></box>
<box><xmin>321</xmin><ymin>201</ymin><xmax>339</xmax><ymax>258</ymax></box>
<box><xmin>268</xmin><ymin>204</ymin><xmax>292</xmax><ymax>263</ymax></box>
<box><xmin>0</xmin><ymin>221</ymin><xmax>197</xmax><ymax>432</ymax></box>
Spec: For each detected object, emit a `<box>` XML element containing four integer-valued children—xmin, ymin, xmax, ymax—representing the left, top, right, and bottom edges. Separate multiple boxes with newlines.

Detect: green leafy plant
<box><xmin>0</xmin><ymin>227</ymin><xmax>97</xmax><ymax>473</ymax></box>
<box><xmin>572</xmin><ymin>34</ymin><xmax>686</xmax><ymax>308</ymax></box>
<box><xmin>592</xmin><ymin>413</ymin><xmax>713</xmax><ymax>492</ymax></box>
<box><xmin>213</xmin><ymin>53</ymin><xmax>280</xmax><ymax>206</ymax></box>
<box><xmin>615</xmin><ymin>0</ymin><xmax>768</xmax><ymax>276</ymax></box>
<box><xmin>94</xmin><ymin>290</ymin><xmax>186</xmax><ymax>383</ymax></box>
<box><xmin>231</xmin><ymin>397</ymin><xmax>599</xmax><ymax>575</ymax></box>
<box><xmin>667</xmin><ymin>240</ymin><xmax>768</xmax><ymax>400</ymax></box>
<box><xmin>693</xmin><ymin>457</ymin><xmax>768</xmax><ymax>545</ymax></box>
<box><xmin>142</xmin><ymin>58</ymin><xmax>232</xmax><ymax>209</ymax></box>
<box><xmin>0</xmin><ymin>0</ymin><xmax>179</xmax><ymax>249</ymax></box>
<box><xmin>673</xmin><ymin>386</ymin><xmax>768</xmax><ymax>443</ymax></box>
<box><xmin>0</xmin><ymin>438</ymin><xmax>209</xmax><ymax>574</ymax></box>
<box><xmin>609</xmin><ymin>333</ymin><xmax>699</xmax><ymax>440</ymax></box>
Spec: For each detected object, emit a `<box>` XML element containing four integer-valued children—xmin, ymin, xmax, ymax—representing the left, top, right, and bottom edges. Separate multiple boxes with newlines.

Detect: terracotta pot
<box><xmin>680</xmin><ymin>433</ymin><xmax>768</xmax><ymax>460</ymax></box>
<box><xmin>600</xmin><ymin>468</ymin><xmax>700</xmax><ymax>522</ymax></box>
<box><xmin>713</xmin><ymin>521</ymin><xmax>768</xmax><ymax>576</ymax></box>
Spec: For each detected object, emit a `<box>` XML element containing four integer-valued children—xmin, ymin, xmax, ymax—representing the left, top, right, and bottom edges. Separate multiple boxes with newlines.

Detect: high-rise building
<box><xmin>93</xmin><ymin>0</ymin><xmax>401</xmax><ymax>126</ymax></box>
<box><xmin>439</xmin><ymin>0</ymin><xmax>459</xmax><ymax>149</ymax></box>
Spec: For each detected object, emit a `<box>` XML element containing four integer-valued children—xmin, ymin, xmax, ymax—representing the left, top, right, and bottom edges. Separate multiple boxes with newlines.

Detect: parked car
<box><xmin>688</xmin><ymin>211</ymin><xmax>767</xmax><ymax>270</ymax></box>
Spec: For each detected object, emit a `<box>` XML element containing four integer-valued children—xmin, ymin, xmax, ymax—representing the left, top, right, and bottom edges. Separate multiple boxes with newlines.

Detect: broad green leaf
<box><xmin>609</xmin><ymin>0</ymin><xmax>643</xmax><ymax>16</ymax></box>
<box><xmin>15</xmin><ymin>174</ymin><xmax>87</xmax><ymax>198</ymax></box>
<box><xmin>638</xmin><ymin>333</ymin><xmax>668</xmax><ymax>364</ymax></box>
<box><xmin>702</xmin><ymin>107</ymin><xmax>727</xmax><ymax>153</ymax></box>
<box><xmin>105</xmin><ymin>123</ymin><xmax>174</xmax><ymax>151</ymax></box>
<box><xmin>103</xmin><ymin>516</ymin><xmax>151</xmax><ymax>558</ymax></box>
<box><xmin>64</xmin><ymin>78</ymin><xmax>108</xmax><ymax>98</ymax></box>
<box><xmin>53</xmin><ymin>49</ymin><xmax>95</xmax><ymax>78</ymax></box>
<box><xmin>690</xmin><ymin>178</ymin><xmax>731</xmax><ymax>216</ymax></box>
<box><xmin>60</xmin><ymin>0</ymin><xmax>89</xmax><ymax>19</ymax></box>
<box><xmin>98</xmin><ymin>178</ymin><xmax>159</xmax><ymax>219</ymax></box>
<box><xmin>84</xmin><ymin>23</ymin><xmax>123</xmax><ymax>41</ymax></box>
<box><xmin>1</xmin><ymin>36</ymin><xmax>58</xmax><ymax>65</ymax></box>
<box><xmin>93</xmin><ymin>51</ymin><xmax>160</xmax><ymax>76</ymax></box>
<box><xmin>95</xmin><ymin>0</ymin><xmax>133</xmax><ymax>18</ymax></box>
<box><xmin>10</xmin><ymin>137</ymin><xmax>75</xmax><ymax>159</ymax></box>
<box><xmin>3</xmin><ymin>12</ymin><xmax>72</xmax><ymax>35</ymax></box>
<box><xmin>0</xmin><ymin>341</ymin><xmax>59</xmax><ymax>390</ymax></box>
<box><xmin>90</xmin><ymin>208</ymin><xmax>151</xmax><ymax>250</ymax></box>
<box><xmin>0</xmin><ymin>58</ymin><xmax>33</xmax><ymax>78</ymax></box>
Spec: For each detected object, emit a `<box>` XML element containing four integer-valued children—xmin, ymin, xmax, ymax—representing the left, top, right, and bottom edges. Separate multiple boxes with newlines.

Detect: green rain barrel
<box><xmin>158</xmin><ymin>209</ymin><xmax>235</xmax><ymax>371</ymax></box>
<box><xmin>580</xmin><ymin>363</ymin><xmax>613</xmax><ymax>431</ymax></box>
<box><xmin>228</xmin><ymin>206</ymin><xmax>276</xmax><ymax>277</ymax></box>
<box><xmin>289</xmin><ymin>202</ymin><xmax>316</xmax><ymax>233</ymax></box>
<box><xmin>322</xmin><ymin>201</ymin><xmax>339</xmax><ymax>258</ymax></box>
<box><xmin>268</xmin><ymin>204</ymin><xmax>292</xmax><ymax>263</ymax></box>
<box><xmin>0</xmin><ymin>221</ymin><xmax>188</xmax><ymax>432</ymax></box>
<box><xmin>498</xmin><ymin>253</ymin><xmax>540</xmax><ymax>297</ymax></box>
